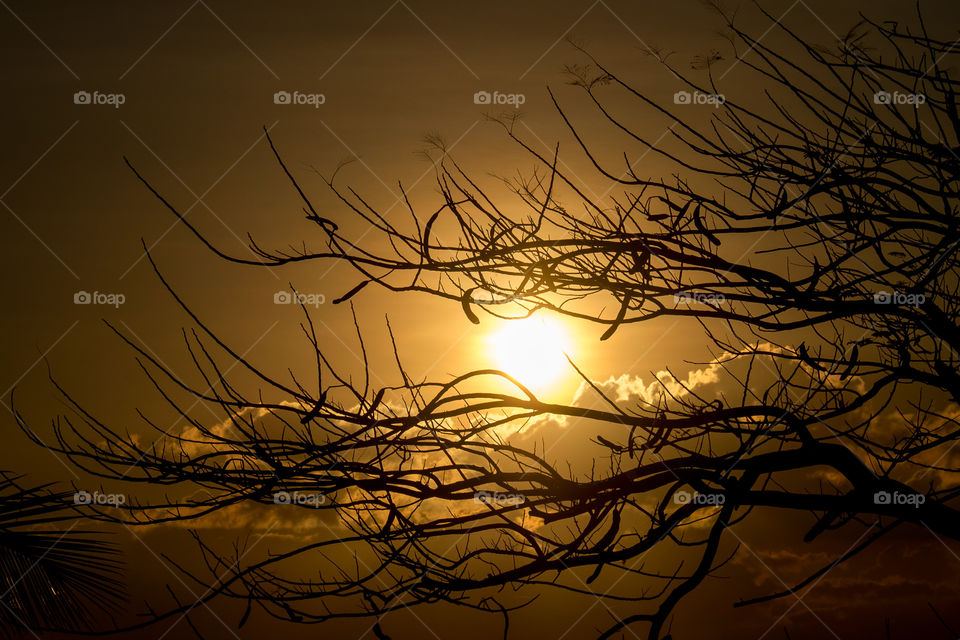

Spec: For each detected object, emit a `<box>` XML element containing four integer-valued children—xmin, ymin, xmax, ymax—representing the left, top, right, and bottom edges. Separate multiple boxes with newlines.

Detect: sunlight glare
<box><xmin>487</xmin><ymin>316</ymin><xmax>573</xmax><ymax>391</ymax></box>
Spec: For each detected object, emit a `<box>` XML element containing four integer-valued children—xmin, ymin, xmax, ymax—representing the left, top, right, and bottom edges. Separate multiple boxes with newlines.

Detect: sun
<box><xmin>487</xmin><ymin>316</ymin><xmax>573</xmax><ymax>391</ymax></box>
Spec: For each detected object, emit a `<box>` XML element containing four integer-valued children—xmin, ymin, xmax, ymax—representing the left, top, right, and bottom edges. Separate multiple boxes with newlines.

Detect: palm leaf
<box><xmin>0</xmin><ymin>473</ymin><xmax>125</xmax><ymax>637</ymax></box>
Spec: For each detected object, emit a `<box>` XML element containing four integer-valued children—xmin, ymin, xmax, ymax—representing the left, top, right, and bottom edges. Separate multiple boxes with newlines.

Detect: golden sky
<box><xmin>3</xmin><ymin>1</ymin><xmax>960</xmax><ymax>638</ymax></box>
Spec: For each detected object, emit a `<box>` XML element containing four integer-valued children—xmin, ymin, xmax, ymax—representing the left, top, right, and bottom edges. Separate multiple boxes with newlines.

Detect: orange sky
<box><xmin>4</xmin><ymin>1</ymin><xmax>960</xmax><ymax>638</ymax></box>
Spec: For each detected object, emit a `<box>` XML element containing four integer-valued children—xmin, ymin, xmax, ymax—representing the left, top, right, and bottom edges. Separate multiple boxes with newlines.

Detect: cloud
<box><xmin>505</xmin><ymin>360</ymin><xmax>726</xmax><ymax>480</ymax></box>
<box><xmin>573</xmin><ymin>361</ymin><xmax>723</xmax><ymax>407</ymax></box>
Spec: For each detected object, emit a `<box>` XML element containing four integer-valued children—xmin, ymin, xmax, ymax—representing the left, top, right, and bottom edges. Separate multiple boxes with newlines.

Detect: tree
<box><xmin>15</xmin><ymin>5</ymin><xmax>960</xmax><ymax>639</ymax></box>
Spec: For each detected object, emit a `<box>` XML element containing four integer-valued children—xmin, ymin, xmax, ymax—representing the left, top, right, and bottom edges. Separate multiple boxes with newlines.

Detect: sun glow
<box><xmin>487</xmin><ymin>316</ymin><xmax>573</xmax><ymax>391</ymax></box>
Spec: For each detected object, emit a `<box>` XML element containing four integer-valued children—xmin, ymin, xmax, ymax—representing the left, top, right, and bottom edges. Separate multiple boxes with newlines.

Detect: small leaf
<box><xmin>238</xmin><ymin>597</ymin><xmax>253</xmax><ymax>628</ymax></box>
<box><xmin>839</xmin><ymin>345</ymin><xmax>859</xmax><ymax>380</ymax></box>
<box><xmin>627</xmin><ymin>248</ymin><xmax>650</xmax><ymax>274</ymax></box>
<box><xmin>367</xmin><ymin>388</ymin><xmax>386</xmax><ymax>416</ymax></box>
<box><xmin>307</xmin><ymin>215</ymin><xmax>339</xmax><ymax>233</ymax></box>
<box><xmin>693</xmin><ymin>203</ymin><xmax>721</xmax><ymax>246</ymax></box>
<box><xmin>422</xmin><ymin>211</ymin><xmax>441</xmax><ymax>263</ymax></box>
<box><xmin>596</xmin><ymin>435</ymin><xmax>623</xmax><ymax>451</ymax></box>
<box><xmin>600</xmin><ymin>294</ymin><xmax>632</xmax><ymax>341</ymax></box>
<box><xmin>332</xmin><ymin>281</ymin><xmax>369</xmax><ymax>304</ymax></box>
<box><xmin>461</xmin><ymin>289</ymin><xmax>480</xmax><ymax>324</ymax></box>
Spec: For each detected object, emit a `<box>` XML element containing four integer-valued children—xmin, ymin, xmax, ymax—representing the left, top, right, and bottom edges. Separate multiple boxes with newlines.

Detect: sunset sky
<box><xmin>3</xmin><ymin>1</ymin><xmax>960</xmax><ymax>638</ymax></box>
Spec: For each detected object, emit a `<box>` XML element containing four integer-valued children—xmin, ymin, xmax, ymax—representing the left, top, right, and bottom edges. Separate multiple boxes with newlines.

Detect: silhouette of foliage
<box><xmin>0</xmin><ymin>473</ymin><xmax>124</xmax><ymax>637</ymax></box>
<box><xmin>16</xmin><ymin>6</ymin><xmax>960</xmax><ymax>639</ymax></box>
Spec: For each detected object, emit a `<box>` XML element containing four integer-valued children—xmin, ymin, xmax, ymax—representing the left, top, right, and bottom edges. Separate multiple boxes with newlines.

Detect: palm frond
<box><xmin>0</xmin><ymin>473</ymin><xmax>125</xmax><ymax>637</ymax></box>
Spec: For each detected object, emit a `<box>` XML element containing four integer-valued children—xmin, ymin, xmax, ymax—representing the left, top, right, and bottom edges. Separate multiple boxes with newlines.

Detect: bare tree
<box><xmin>14</xmin><ymin>5</ymin><xmax>960</xmax><ymax>639</ymax></box>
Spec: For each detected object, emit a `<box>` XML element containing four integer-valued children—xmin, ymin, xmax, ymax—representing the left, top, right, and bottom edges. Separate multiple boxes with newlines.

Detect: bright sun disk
<box><xmin>488</xmin><ymin>316</ymin><xmax>572</xmax><ymax>390</ymax></box>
